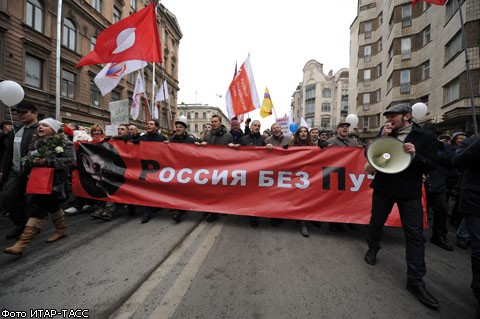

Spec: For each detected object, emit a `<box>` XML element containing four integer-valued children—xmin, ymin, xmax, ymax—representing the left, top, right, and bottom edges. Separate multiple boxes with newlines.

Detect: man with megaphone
<box><xmin>363</xmin><ymin>103</ymin><xmax>439</xmax><ymax>308</ymax></box>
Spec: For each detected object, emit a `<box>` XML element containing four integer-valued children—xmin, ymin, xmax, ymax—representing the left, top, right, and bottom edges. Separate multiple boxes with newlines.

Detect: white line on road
<box><xmin>109</xmin><ymin>220</ymin><xmax>223</xmax><ymax>319</ymax></box>
<box><xmin>148</xmin><ymin>221</ymin><xmax>224</xmax><ymax>319</ymax></box>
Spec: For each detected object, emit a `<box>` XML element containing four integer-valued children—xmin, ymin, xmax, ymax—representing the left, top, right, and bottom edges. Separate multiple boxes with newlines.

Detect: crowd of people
<box><xmin>0</xmin><ymin>100</ymin><xmax>479</xmax><ymax>315</ymax></box>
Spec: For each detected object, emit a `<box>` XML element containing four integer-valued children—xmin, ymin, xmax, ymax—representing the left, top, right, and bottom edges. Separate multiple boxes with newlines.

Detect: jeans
<box><xmin>1</xmin><ymin>171</ymin><xmax>28</xmax><ymax>226</ymax></box>
<box><xmin>367</xmin><ymin>191</ymin><xmax>426</xmax><ymax>286</ymax></box>
<box><xmin>465</xmin><ymin>215</ymin><xmax>480</xmax><ymax>295</ymax></box>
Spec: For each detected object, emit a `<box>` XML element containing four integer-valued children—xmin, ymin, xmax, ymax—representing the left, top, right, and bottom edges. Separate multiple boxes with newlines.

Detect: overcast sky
<box><xmin>161</xmin><ymin>0</ymin><xmax>358</xmax><ymax>126</ymax></box>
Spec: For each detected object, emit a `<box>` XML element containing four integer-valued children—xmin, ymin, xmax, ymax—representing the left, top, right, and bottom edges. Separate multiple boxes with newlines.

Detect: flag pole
<box><xmin>456</xmin><ymin>0</ymin><xmax>478</xmax><ymax>135</ymax></box>
<box><xmin>55</xmin><ymin>0</ymin><xmax>63</xmax><ymax>121</ymax></box>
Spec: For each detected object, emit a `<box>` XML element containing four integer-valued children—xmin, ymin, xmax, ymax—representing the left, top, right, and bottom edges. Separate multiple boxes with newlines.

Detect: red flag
<box><xmin>411</xmin><ymin>0</ymin><xmax>447</xmax><ymax>7</ymax></box>
<box><xmin>76</xmin><ymin>3</ymin><xmax>161</xmax><ymax>67</ymax></box>
<box><xmin>225</xmin><ymin>56</ymin><xmax>260</xmax><ymax>119</ymax></box>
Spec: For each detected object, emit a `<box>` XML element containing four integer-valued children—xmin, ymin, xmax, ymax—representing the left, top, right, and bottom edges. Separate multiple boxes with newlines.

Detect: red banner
<box><xmin>72</xmin><ymin>141</ymin><xmax>428</xmax><ymax>227</ymax></box>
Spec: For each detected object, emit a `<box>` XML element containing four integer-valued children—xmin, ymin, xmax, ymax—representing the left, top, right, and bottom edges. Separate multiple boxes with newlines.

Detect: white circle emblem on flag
<box><xmin>113</xmin><ymin>28</ymin><xmax>136</xmax><ymax>54</ymax></box>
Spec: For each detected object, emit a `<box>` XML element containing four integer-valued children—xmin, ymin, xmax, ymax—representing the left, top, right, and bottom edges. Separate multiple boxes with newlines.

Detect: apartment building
<box><xmin>0</xmin><ymin>0</ymin><xmax>181</xmax><ymax>131</ymax></box>
<box><xmin>350</xmin><ymin>0</ymin><xmax>479</xmax><ymax>137</ymax></box>
<box><xmin>291</xmin><ymin>59</ymin><xmax>350</xmax><ymax>132</ymax></box>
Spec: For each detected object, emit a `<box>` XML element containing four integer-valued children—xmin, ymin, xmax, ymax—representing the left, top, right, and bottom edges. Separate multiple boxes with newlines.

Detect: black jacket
<box><xmin>370</xmin><ymin>123</ymin><xmax>437</xmax><ymax>200</ymax></box>
<box><xmin>230</xmin><ymin>129</ymin><xmax>245</xmax><ymax>145</ymax></box>
<box><xmin>240</xmin><ymin>132</ymin><xmax>266</xmax><ymax>146</ymax></box>
<box><xmin>204</xmin><ymin>125</ymin><xmax>233</xmax><ymax>145</ymax></box>
<box><xmin>170</xmin><ymin>132</ymin><xmax>196</xmax><ymax>144</ymax></box>
<box><xmin>425</xmin><ymin>142</ymin><xmax>454</xmax><ymax>193</ymax></box>
<box><xmin>139</xmin><ymin>132</ymin><xmax>167</xmax><ymax>142</ymax></box>
<box><xmin>452</xmin><ymin>135</ymin><xmax>480</xmax><ymax>216</ymax></box>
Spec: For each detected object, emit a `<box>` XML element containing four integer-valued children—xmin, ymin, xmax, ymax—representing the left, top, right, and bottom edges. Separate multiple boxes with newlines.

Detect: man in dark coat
<box><xmin>364</xmin><ymin>103</ymin><xmax>439</xmax><ymax>308</ymax></box>
<box><xmin>452</xmin><ymin>135</ymin><xmax>480</xmax><ymax>317</ymax></box>
<box><xmin>229</xmin><ymin>117</ymin><xmax>245</xmax><ymax>145</ymax></box>
<box><xmin>0</xmin><ymin>102</ymin><xmax>39</xmax><ymax>239</ymax></box>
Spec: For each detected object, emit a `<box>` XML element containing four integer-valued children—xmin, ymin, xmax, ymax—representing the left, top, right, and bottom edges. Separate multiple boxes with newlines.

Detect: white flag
<box><xmin>155</xmin><ymin>80</ymin><xmax>169</xmax><ymax>102</ymax></box>
<box><xmin>152</xmin><ymin>103</ymin><xmax>159</xmax><ymax>119</ymax></box>
<box><xmin>300</xmin><ymin>117</ymin><xmax>311</xmax><ymax>130</ymax></box>
<box><xmin>94</xmin><ymin>60</ymin><xmax>147</xmax><ymax>96</ymax></box>
<box><xmin>130</xmin><ymin>72</ymin><xmax>144</xmax><ymax>120</ymax></box>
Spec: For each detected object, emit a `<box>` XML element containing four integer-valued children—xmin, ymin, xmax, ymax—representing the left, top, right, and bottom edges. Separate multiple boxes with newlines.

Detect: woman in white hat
<box><xmin>4</xmin><ymin>118</ymin><xmax>75</xmax><ymax>256</ymax></box>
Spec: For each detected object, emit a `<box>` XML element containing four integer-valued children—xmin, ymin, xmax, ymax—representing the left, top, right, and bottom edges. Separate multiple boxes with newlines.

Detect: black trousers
<box><xmin>426</xmin><ymin>191</ymin><xmax>449</xmax><ymax>236</ymax></box>
<box><xmin>466</xmin><ymin>215</ymin><xmax>480</xmax><ymax>296</ymax></box>
<box><xmin>1</xmin><ymin>171</ymin><xmax>28</xmax><ymax>226</ymax></box>
<box><xmin>367</xmin><ymin>191</ymin><xmax>426</xmax><ymax>286</ymax></box>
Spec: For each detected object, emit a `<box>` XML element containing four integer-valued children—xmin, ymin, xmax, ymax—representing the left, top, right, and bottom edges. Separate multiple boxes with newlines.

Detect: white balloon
<box><xmin>0</xmin><ymin>80</ymin><xmax>24</xmax><ymax>107</ymax></box>
<box><xmin>345</xmin><ymin>114</ymin><xmax>359</xmax><ymax>127</ymax></box>
<box><xmin>412</xmin><ymin>102</ymin><xmax>428</xmax><ymax>120</ymax></box>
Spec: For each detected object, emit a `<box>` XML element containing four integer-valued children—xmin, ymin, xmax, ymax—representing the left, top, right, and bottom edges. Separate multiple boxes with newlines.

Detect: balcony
<box><xmin>400</xmin><ymin>83</ymin><xmax>410</xmax><ymax>94</ymax></box>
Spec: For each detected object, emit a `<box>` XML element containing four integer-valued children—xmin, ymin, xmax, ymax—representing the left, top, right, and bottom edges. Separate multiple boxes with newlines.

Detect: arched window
<box><xmin>63</xmin><ymin>18</ymin><xmax>77</xmax><ymax>51</ymax></box>
<box><xmin>195</xmin><ymin>124</ymin><xmax>198</xmax><ymax>132</ymax></box>
<box><xmin>26</xmin><ymin>0</ymin><xmax>44</xmax><ymax>33</ymax></box>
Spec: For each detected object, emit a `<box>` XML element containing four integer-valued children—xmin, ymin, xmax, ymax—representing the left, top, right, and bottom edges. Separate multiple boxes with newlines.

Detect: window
<box><xmin>305</xmin><ymin>85</ymin><xmax>316</xmax><ymax>100</ymax></box>
<box><xmin>445</xmin><ymin>78</ymin><xmax>460</xmax><ymax>103</ymax></box>
<box><xmin>422</xmin><ymin>60</ymin><xmax>430</xmax><ymax>81</ymax></box>
<box><xmin>376</xmin><ymin>89</ymin><xmax>381</xmax><ymax>102</ymax></box>
<box><xmin>376</xmin><ymin>63</ymin><xmax>382</xmax><ymax>77</ymax></box>
<box><xmin>203</xmin><ymin>112</ymin><xmax>206</xmax><ymax>119</ymax></box>
<box><xmin>377</xmin><ymin>38</ymin><xmax>383</xmax><ymax>52</ymax></box>
<box><xmin>305</xmin><ymin>100</ymin><xmax>315</xmax><ymax>114</ymax></box>
<box><xmin>26</xmin><ymin>0</ymin><xmax>44</xmax><ymax>33</ymax></box>
<box><xmin>388</xmin><ymin>46</ymin><xmax>393</xmax><ymax>60</ymax></box>
<box><xmin>195</xmin><ymin>112</ymin><xmax>198</xmax><ymax>119</ymax></box>
<box><xmin>447</xmin><ymin>0</ymin><xmax>459</xmax><ymax>20</ymax></box>
<box><xmin>195</xmin><ymin>124</ymin><xmax>198</xmax><ymax>132</ymax></box>
<box><xmin>402</xmin><ymin>5</ymin><xmax>412</xmax><ymax>28</ymax></box>
<box><xmin>127</xmin><ymin>72</ymin><xmax>135</xmax><ymax>84</ymax></box>
<box><xmin>111</xmin><ymin>91</ymin><xmax>121</xmax><ymax>101</ymax></box>
<box><xmin>341</xmin><ymin>88</ymin><xmax>348</xmax><ymax>97</ymax></box>
<box><xmin>364</xmin><ymin>45</ymin><xmax>371</xmax><ymax>62</ymax></box>
<box><xmin>62</xmin><ymin>69</ymin><xmax>76</xmax><ymax>99</ymax></box>
<box><xmin>387</xmin><ymin>76</ymin><xmax>393</xmax><ymax>92</ymax></box>
<box><xmin>321</xmin><ymin>103</ymin><xmax>331</xmax><ymax>112</ymax></box>
<box><xmin>63</xmin><ymin>18</ymin><xmax>76</xmax><ymax>51</ymax></box>
<box><xmin>25</xmin><ymin>54</ymin><xmax>43</xmax><ymax>88</ymax></box>
<box><xmin>341</xmin><ymin>100</ymin><xmax>348</xmax><ymax>113</ymax></box>
<box><xmin>446</xmin><ymin>32</ymin><xmax>463</xmax><ymax>61</ymax></box>
<box><xmin>322</xmin><ymin>88</ymin><xmax>331</xmax><ymax>98</ymax></box>
<box><xmin>90</xmin><ymin>36</ymin><xmax>97</xmax><ymax>51</ymax></box>
<box><xmin>363</xmin><ymin>117</ymin><xmax>369</xmax><ymax>130</ymax></box>
<box><xmin>92</xmin><ymin>0</ymin><xmax>102</xmax><ymax>13</ymax></box>
<box><xmin>113</xmin><ymin>7</ymin><xmax>121</xmax><ymax>23</ymax></box>
<box><xmin>364</xmin><ymin>69</ymin><xmax>371</xmax><ymax>85</ymax></box>
<box><xmin>364</xmin><ymin>21</ymin><xmax>372</xmax><ymax>38</ymax></box>
<box><xmin>320</xmin><ymin>117</ymin><xmax>330</xmax><ymax>129</ymax></box>
<box><xmin>90</xmin><ymin>80</ymin><xmax>101</xmax><ymax>106</ymax></box>
<box><xmin>400</xmin><ymin>69</ymin><xmax>410</xmax><ymax>94</ymax></box>
<box><xmin>187</xmin><ymin>112</ymin><xmax>191</xmax><ymax>119</ymax></box>
<box><xmin>401</xmin><ymin>37</ymin><xmax>411</xmax><ymax>59</ymax></box>
<box><xmin>363</xmin><ymin>93</ymin><xmax>370</xmax><ymax>111</ymax></box>
<box><xmin>423</xmin><ymin>26</ymin><xmax>431</xmax><ymax>47</ymax></box>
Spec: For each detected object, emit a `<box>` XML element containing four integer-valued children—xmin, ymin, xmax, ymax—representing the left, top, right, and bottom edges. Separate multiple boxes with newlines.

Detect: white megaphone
<box><xmin>366</xmin><ymin>137</ymin><xmax>413</xmax><ymax>174</ymax></box>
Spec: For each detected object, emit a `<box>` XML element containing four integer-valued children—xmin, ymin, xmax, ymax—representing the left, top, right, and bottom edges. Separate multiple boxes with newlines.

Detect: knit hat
<box><xmin>39</xmin><ymin>117</ymin><xmax>61</xmax><ymax>133</ymax></box>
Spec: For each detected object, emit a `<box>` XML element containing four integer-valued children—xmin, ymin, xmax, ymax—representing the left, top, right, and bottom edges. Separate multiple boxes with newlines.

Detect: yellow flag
<box><xmin>260</xmin><ymin>87</ymin><xmax>274</xmax><ymax>118</ymax></box>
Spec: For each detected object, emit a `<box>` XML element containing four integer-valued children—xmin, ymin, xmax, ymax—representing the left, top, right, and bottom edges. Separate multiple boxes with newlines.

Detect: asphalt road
<box><xmin>0</xmin><ymin>207</ymin><xmax>476</xmax><ymax>319</ymax></box>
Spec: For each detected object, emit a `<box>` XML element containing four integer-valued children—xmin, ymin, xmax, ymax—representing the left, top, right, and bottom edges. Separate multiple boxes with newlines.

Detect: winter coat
<box><xmin>425</xmin><ymin>142</ymin><xmax>454</xmax><ymax>193</ymax></box>
<box><xmin>230</xmin><ymin>129</ymin><xmax>245</xmax><ymax>145</ymax></box>
<box><xmin>265</xmin><ymin>134</ymin><xmax>292</xmax><ymax>147</ymax></box>
<box><xmin>170</xmin><ymin>132</ymin><xmax>196</xmax><ymax>144</ymax></box>
<box><xmin>369</xmin><ymin>123</ymin><xmax>437</xmax><ymax>200</ymax></box>
<box><xmin>452</xmin><ymin>135</ymin><xmax>480</xmax><ymax>216</ymax></box>
<box><xmin>204</xmin><ymin>125</ymin><xmax>233</xmax><ymax>145</ymax></box>
<box><xmin>240</xmin><ymin>132</ymin><xmax>266</xmax><ymax>146</ymax></box>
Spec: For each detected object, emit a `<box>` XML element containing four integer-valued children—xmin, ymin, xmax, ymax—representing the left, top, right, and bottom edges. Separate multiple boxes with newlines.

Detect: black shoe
<box><xmin>300</xmin><ymin>222</ymin><xmax>309</xmax><ymax>238</ymax></box>
<box><xmin>430</xmin><ymin>235</ymin><xmax>454</xmax><ymax>251</ymax></box>
<box><xmin>364</xmin><ymin>247</ymin><xmax>380</xmax><ymax>265</ymax></box>
<box><xmin>173</xmin><ymin>212</ymin><xmax>181</xmax><ymax>223</ymax></box>
<box><xmin>5</xmin><ymin>226</ymin><xmax>25</xmax><ymax>239</ymax></box>
<box><xmin>456</xmin><ymin>236</ymin><xmax>469</xmax><ymax>249</ymax></box>
<box><xmin>141</xmin><ymin>213</ymin><xmax>151</xmax><ymax>224</ymax></box>
<box><xmin>205</xmin><ymin>213</ymin><xmax>218</xmax><ymax>222</ymax></box>
<box><xmin>250</xmin><ymin>218</ymin><xmax>258</xmax><ymax>228</ymax></box>
<box><xmin>270</xmin><ymin>218</ymin><xmax>282</xmax><ymax>227</ymax></box>
<box><xmin>406</xmin><ymin>284</ymin><xmax>439</xmax><ymax>308</ymax></box>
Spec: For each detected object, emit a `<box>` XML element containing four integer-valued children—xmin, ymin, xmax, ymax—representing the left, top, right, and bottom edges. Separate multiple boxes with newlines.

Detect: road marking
<box><xmin>148</xmin><ymin>221</ymin><xmax>224</xmax><ymax>319</ymax></box>
<box><xmin>110</xmin><ymin>220</ymin><xmax>222</xmax><ymax>319</ymax></box>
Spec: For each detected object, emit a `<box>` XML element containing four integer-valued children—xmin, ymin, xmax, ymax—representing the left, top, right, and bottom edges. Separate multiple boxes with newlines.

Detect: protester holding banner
<box><xmin>239</xmin><ymin>120</ymin><xmax>266</xmax><ymax>228</ymax></box>
<box><xmin>364</xmin><ymin>103</ymin><xmax>439</xmax><ymax>308</ymax></box>
<box><xmin>265</xmin><ymin>123</ymin><xmax>292</xmax><ymax>150</ymax></box>
<box><xmin>196</xmin><ymin>114</ymin><xmax>233</xmax><ymax>222</ymax></box>
<box><xmin>4</xmin><ymin>118</ymin><xmax>75</xmax><ymax>256</ymax></box>
<box><xmin>229</xmin><ymin>117</ymin><xmax>245</xmax><ymax>145</ymax></box>
<box><xmin>167</xmin><ymin>117</ymin><xmax>196</xmax><ymax>223</ymax></box>
<box><xmin>288</xmin><ymin>126</ymin><xmax>313</xmax><ymax>237</ymax></box>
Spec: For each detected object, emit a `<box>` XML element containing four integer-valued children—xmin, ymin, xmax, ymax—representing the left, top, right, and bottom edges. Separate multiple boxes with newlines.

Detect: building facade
<box><xmin>177</xmin><ymin>103</ymin><xmax>229</xmax><ymax>138</ymax></box>
<box><xmin>291</xmin><ymin>59</ymin><xmax>350</xmax><ymax>132</ymax></box>
<box><xmin>350</xmin><ymin>0</ymin><xmax>480</xmax><ymax>137</ymax></box>
<box><xmin>0</xmin><ymin>0</ymin><xmax>181</xmax><ymax>131</ymax></box>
